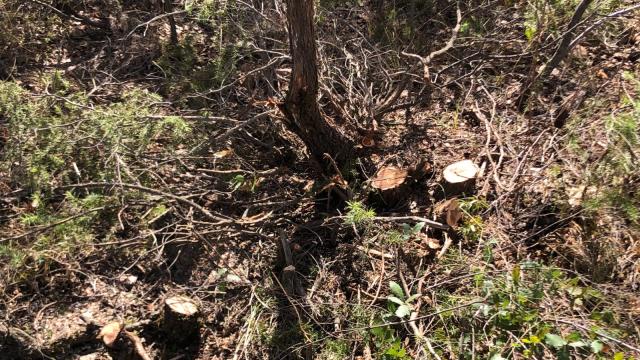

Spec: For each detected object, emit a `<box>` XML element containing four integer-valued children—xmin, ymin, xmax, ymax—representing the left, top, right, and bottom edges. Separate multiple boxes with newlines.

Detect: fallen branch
<box><xmin>28</xmin><ymin>0</ymin><xmax>110</xmax><ymax>30</ymax></box>
<box><xmin>372</xmin><ymin>216</ymin><xmax>450</xmax><ymax>230</ymax></box>
<box><xmin>375</xmin><ymin>3</ymin><xmax>462</xmax><ymax>117</ymax></box>
<box><xmin>356</xmin><ymin>245</ymin><xmax>394</xmax><ymax>259</ymax></box>
<box><xmin>197</xmin><ymin>168</ymin><xmax>277</xmax><ymax>175</ymax></box>
<box><xmin>515</xmin><ymin>0</ymin><xmax>632</xmax><ymax>111</ymax></box>
<box><xmin>539</xmin><ymin>0</ymin><xmax>594</xmax><ymax>80</ymax></box>
<box><xmin>569</xmin><ymin>3</ymin><xmax>640</xmax><ymax>49</ymax></box>
<box><xmin>123</xmin><ymin>9</ymin><xmax>187</xmax><ymax>40</ymax></box>
<box><xmin>123</xmin><ymin>331</ymin><xmax>153</xmax><ymax>360</ymax></box>
<box><xmin>214</xmin><ymin>110</ymin><xmax>275</xmax><ymax>142</ymax></box>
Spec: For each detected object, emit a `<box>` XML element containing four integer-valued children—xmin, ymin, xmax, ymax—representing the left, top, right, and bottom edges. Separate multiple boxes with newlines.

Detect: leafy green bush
<box><xmin>0</xmin><ymin>75</ymin><xmax>192</xmax><ymax>281</ymax></box>
<box><xmin>434</xmin><ymin>262</ymin><xmax>626</xmax><ymax>359</ymax></box>
<box><xmin>582</xmin><ymin>85</ymin><xmax>640</xmax><ymax>223</ymax></box>
<box><xmin>0</xmin><ymin>78</ymin><xmax>191</xmax><ymax>193</ymax></box>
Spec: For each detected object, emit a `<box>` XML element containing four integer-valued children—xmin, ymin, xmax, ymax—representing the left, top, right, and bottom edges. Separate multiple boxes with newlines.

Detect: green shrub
<box><xmin>0</xmin><ymin>75</ymin><xmax>193</xmax><ymax>281</ymax></box>
<box><xmin>345</xmin><ymin>200</ymin><xmax>376</xmax><ymax>227</ymax></box>
<box><xmin>0</xmin><ymin>78</ymin><xmax>191</xmax><ymax>193</ymax></box>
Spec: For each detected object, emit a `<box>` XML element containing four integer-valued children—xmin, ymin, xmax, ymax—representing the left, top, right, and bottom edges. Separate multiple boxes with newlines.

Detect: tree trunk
<box><xmin>282</xmin><ymin>0</ymin><xmax>355</xmax><ymax>168</ymax></box>
<box><xmin>517</xmin><ymin>0</ymin><xmax>593</xmax><ymax>111</ymax></box>
<box><xmin>540</xmin><ymin>0</ymin><xmax>593</xmax><ymax>79</ymax></box>
<box><xmin>164</xmin><ymin>0</ymin><xmax>178</xmax><ymax>45</ymax></box>
<box><xmin>371</xmin><ymin>0</ymin><xmax>386</xmax><ymax>40</ymax></box>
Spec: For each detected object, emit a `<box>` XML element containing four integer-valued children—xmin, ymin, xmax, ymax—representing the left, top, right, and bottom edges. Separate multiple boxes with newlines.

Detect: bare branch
<box><xmin>28</xmin><ymin>0</ymin><xmax>110</xmax><ymax>30</ymax></box>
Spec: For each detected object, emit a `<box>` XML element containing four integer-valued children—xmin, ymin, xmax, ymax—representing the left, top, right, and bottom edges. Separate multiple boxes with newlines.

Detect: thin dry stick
<box><xmin>375</xmin><ymin>3</ymin><xmax>462</xmax><ymax>116</ymax></box>
<box><xmin>372</xmin><ymin>216</ymin><xmax>449</xmax><ymax>230</ymax></box>
<box><xmin>367</xmin><ymin>253</ymin><xmax>386</xmax><ymax>308</ymax></box>
<box><xmin>396</xmin><ymin>249</ymin><xmax>441</xmax><ymax>360</ymax></box>
<box><xmin>214</xmin><ymin>110</ymin><xmax>275</xmax><ymax>142</ymax></box>
<box><xmin>123</xmin><ymin>9</ymin><xmax>188</xmax><ymax>40</ymax></box>
<box><xmin>437</xmin><ymin>232</ymin><xmax>453</xmax><ymax>259</ymax></box>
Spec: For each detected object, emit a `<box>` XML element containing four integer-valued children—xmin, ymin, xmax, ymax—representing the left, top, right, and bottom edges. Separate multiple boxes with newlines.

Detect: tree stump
<box><xmin>282</xmin><ymin>264</ymin><xmax>305</xmax><ymax>297</ymax></box>
<box><xmin>442</xmin><ymin>160</ymin><xmax>479</xmax><ymax>197</ymax></box>
<box><xmin>163</xmin><ymin>296</ymin><xmax>199</xmax><ymax>345</ymax></box>
<box><xmin>371</xmin><ymin>166</ymin><xmax>409</xmax><ymax>206</ymax></box>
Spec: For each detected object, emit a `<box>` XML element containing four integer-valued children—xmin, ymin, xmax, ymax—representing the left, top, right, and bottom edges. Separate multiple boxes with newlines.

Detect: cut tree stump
<box><xmin>163</xmin><ymin>296</ymin><xmax>200</xmax><ymax>345</ymax></box>
<box><xmin>442</xmin><ymin>160</ymin><xmax>479</xmax><ymax>197</ymax></box>
<box><xmin>371</xmin><ymin>166</ymin><xmax>409</xmax><ymax>206</ymax></box>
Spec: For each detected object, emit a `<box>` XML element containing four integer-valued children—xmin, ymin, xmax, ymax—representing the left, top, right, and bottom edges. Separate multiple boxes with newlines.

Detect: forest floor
<box><xmin>1</xmin><ymin>0</ymin><xmax>640</xmax><ymax>359</ymax></box>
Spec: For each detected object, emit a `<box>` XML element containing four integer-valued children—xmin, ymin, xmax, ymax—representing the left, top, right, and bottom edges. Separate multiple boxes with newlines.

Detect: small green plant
<box><xmin>459</xmin><ymin>215</ymin><xmax>484</xmax><ymax>242</ymax></box>
<box><xmin>382</xmin><ymin>229</ymin><xmax>405</xmax><ymax>245</ymax></box>
<box><xmin>458</xmin><ymin>197</ymin><xmax>488</xmax><ymax>242</ymax></box>
<box><xmin>319</xmin><ymin>339</ymin><xmax>349</xmax><ymax>360</ymax></box>
<box><xmin>459</xmin><ymin>196</ymin><xmax>489</xmax><ymax>214</ymax></box>
<box><xmin>382</xmin><ymin>222</ymin><xmax>425</xmax><ymax>245</ymax></box>
<box><xmin>369</xmin><ymin>324</ymin><xmax>412</xmax><ymax>360</ymax></box>
<box><xmin>228</xmin><ymin>174</ymin><xmax>260</xmax><ymax>193</ymax></box>
<box><xmin>400</xmin><ymin>222</ymin><xmax>425</xmax><ymax>240</ymax></box>
<box><xmin>581</xmin><ymin>90</ymin><xmax>640</xmax><ymax>223</ymax></box>
<box><xmin>386</xmin><ymin>281</ymin><xmax>419</xmax><ymax>319</ymax></box>
<box><xmin>344</xmin><ymin>201</ymin><xmax>376</xmax><ymax>227</ymax></box>
<box><xmin>431</xmin><ymin>262</ymin><xmax>625</xmax><ymax>359</ymax></box>
<box><xmin>336</xmin><ymin>288</ymin><xmax>412</xmax><ymax>359</ymax></box>
<box><xmin>1</xmin><ymin>191</ymin><xmax>119</xmax><ymax>280</ymax></box>
<box><xmin>229</xmin><ymin>174</ymin><xmax>246</xmax><ymax>192</ymax></box>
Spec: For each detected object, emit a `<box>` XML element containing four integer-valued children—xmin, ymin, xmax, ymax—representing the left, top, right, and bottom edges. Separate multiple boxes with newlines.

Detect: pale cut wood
<box><xmin>98</xmin><ymin>321</ymin><xmax>122</xmax><ymax>347</ymax></box>
<box><xmin>442</xmin><ymin>160</ymin><xmax>479</xmax><ymax>196</ymax></box>
<box><xmin>371</xmin><ymin>166</ymin><xmax>409</xmax><ymax>206</ymax></box>
<box><xmin>371</xmin><ymin>166</ymin><xmax>408</xmax><ymax>190</ymax></box>
<box><xmin>163</xmin><ymin>296</ymin><xmax>199</xmax><ymax>345</ymax></box>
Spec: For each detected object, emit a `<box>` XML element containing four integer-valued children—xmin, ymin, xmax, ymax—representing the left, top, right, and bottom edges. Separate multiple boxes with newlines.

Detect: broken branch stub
<box><xmin>98</xmin><ymin>321</ymin><xmax>122</xmax><ymax>348</ymax></box>
<box><xmin>371</xmin><ymin>166</ymin><xmax>409</xmax><ymax>206</ymax></box>
<box><xmin>442</xmin><ymin>160</ymin><xmax>479</xmax><ymax>197</ymax></box>
<box><xmin>163</xmin><ymin>296</ymin><xmax>200</xmax><ymax>345</ymax></box>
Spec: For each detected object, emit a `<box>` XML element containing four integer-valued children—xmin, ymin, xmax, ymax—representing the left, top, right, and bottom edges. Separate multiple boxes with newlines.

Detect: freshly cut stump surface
<box><xmin>442</xmin><ymin>160</ymin><xmax>479</xmax><ymax>196</ymax></box>
<box><xmin>163</xmin><ymin>296</ymin><xmax>200</xmax><ymax>345</ymax></box>
<box><xmin>371</xmin><ymin>166</ymin><xmax>409</xmax><ymax>206</ymax></box>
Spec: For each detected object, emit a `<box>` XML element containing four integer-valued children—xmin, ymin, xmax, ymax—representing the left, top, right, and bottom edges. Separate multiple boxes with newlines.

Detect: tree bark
<box><xmin>164</xmin><ymin>0</ymin><xmax>178</xmax><ymax>45</ymax></box>
<box><xmin>370</xmin><ymin>0</ymin><xmax>386</xmax><ymax>39</ymax></box>
<box><xmin>163</xmin><ymin>296</ymin><xmax>200</xmax><ymax>345</ymax></box>
<box><xmin>282</xmin><ymin>0</ymin><xmax>355</xmax><ymax>168</ymax></box>
<box><xmin>540</xmin><ymin>0</ymin><xmax>593</xmax><ymax>79</ymax></box>
<box><xmin>517</xmin><ymin>0</ymin><xmax>593</xmax><ymax>111</ymax></box>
